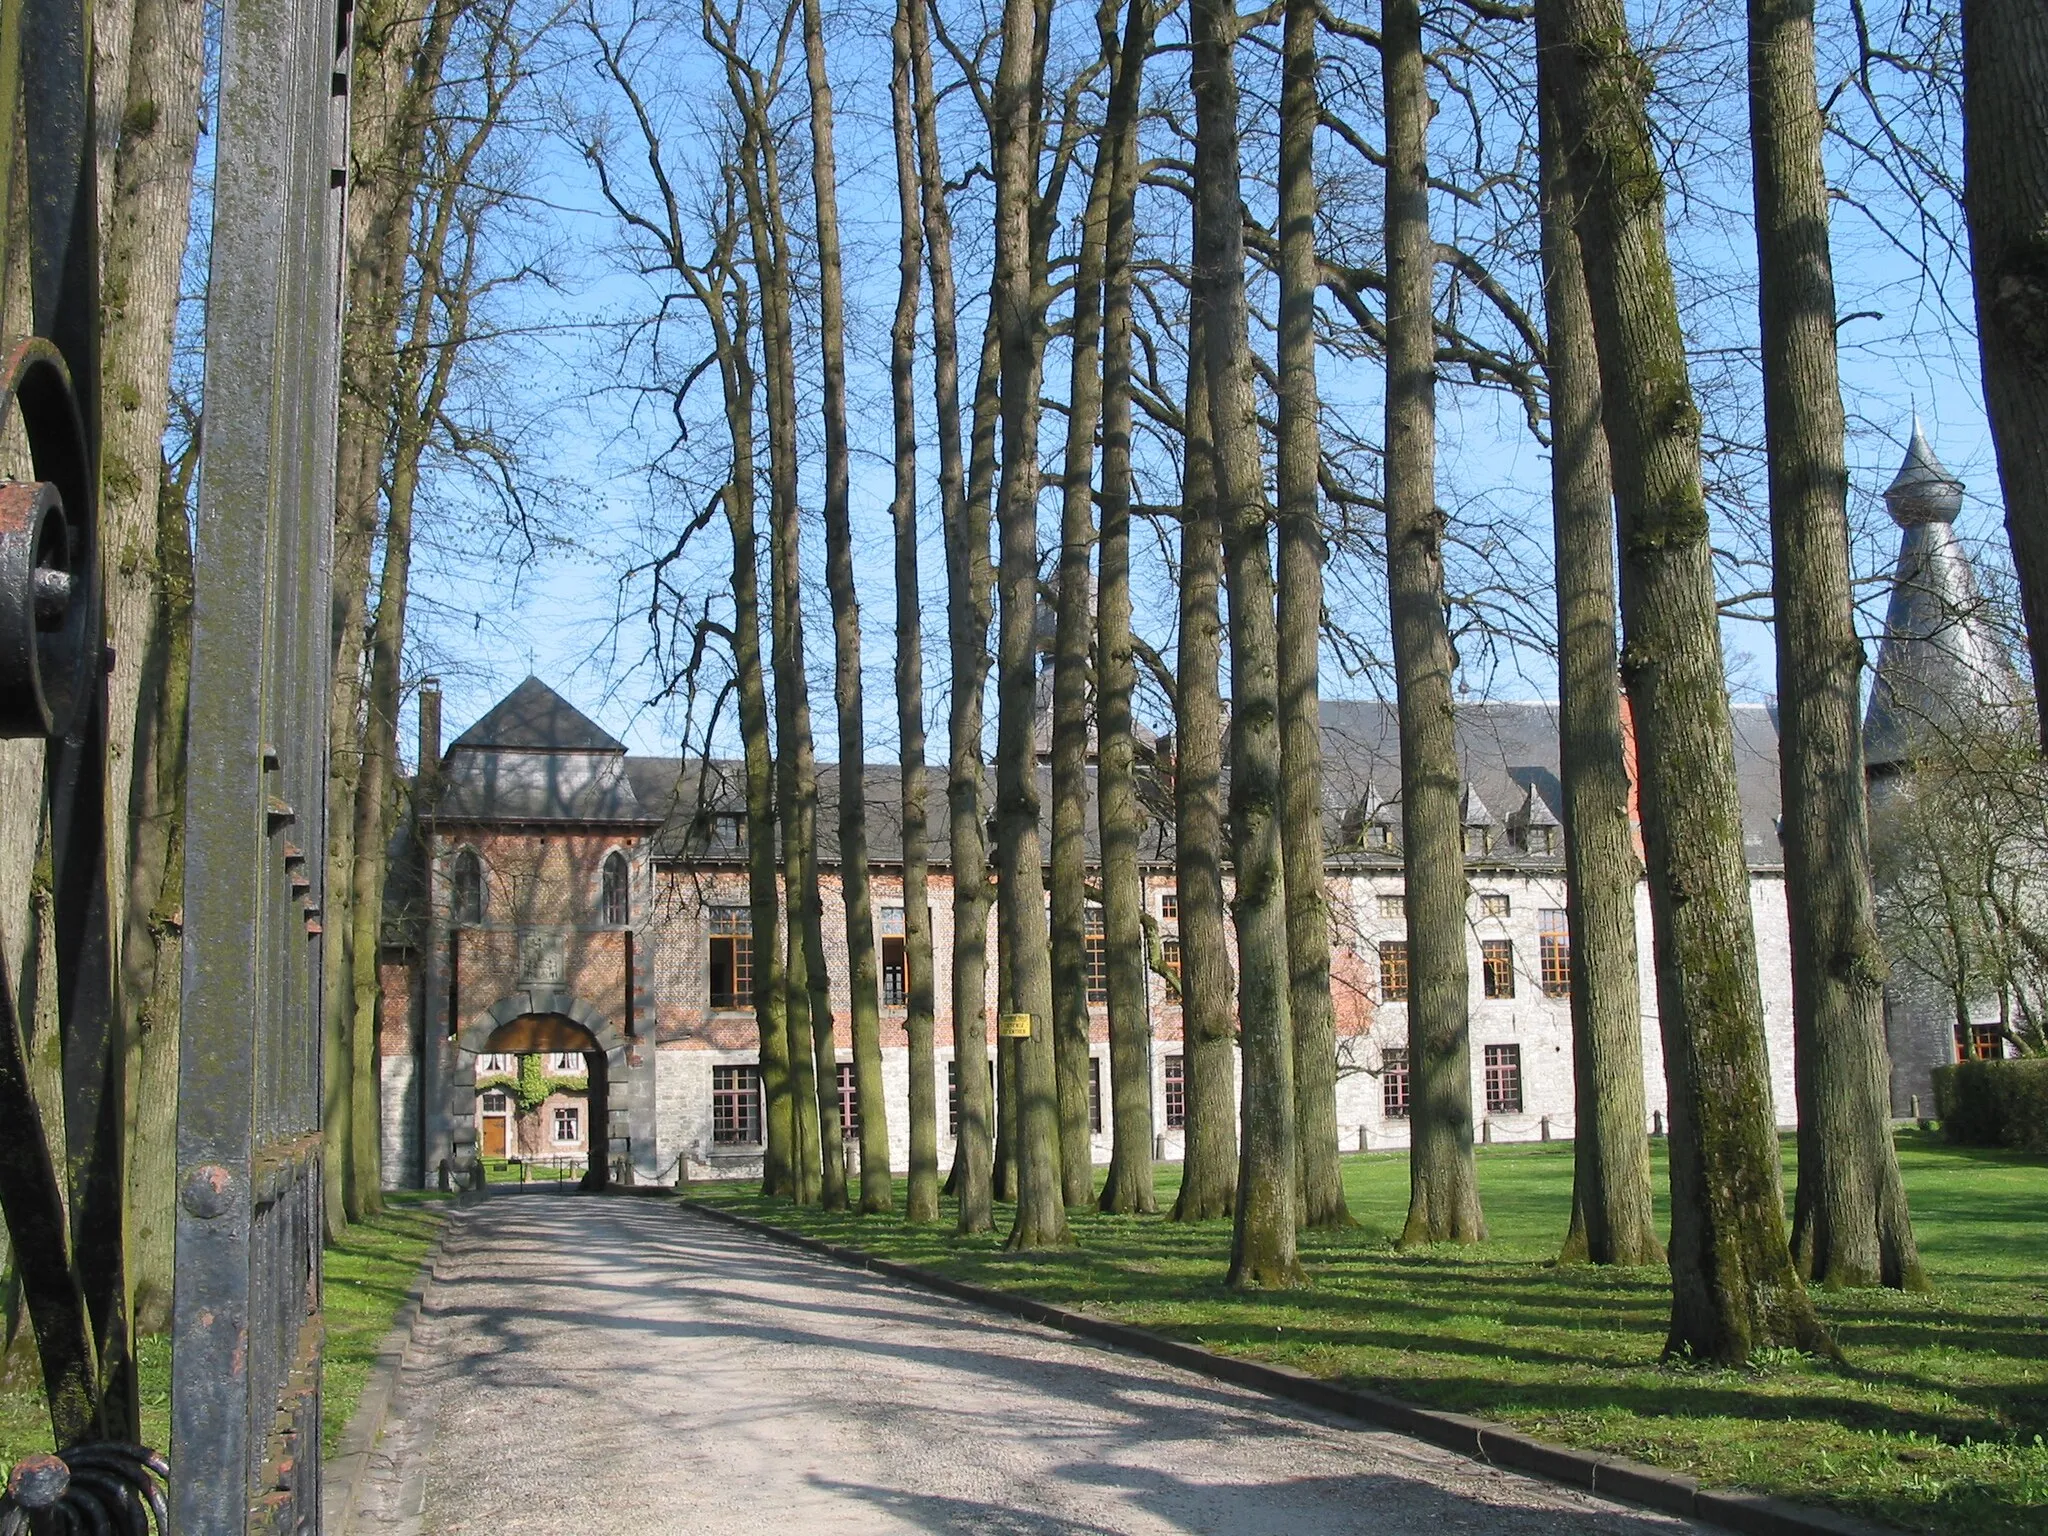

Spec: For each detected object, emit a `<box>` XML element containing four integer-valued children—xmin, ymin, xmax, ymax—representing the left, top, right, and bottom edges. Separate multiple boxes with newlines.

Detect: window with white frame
<box><xmin>552</xmin><ymin>1106</ymin><xmax>581</xmax><ymax>1143</ymax></box>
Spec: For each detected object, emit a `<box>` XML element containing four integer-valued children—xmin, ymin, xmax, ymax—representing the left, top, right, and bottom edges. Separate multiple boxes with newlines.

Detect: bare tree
<box><xmin>1749</xmin><ymin>0</ymin><xmax>1923</xmax><ymax>1291</ymax></box>
<box><xmin>1094</xmin><ymin>0</ymin><xmax>1158</xmax><ymax>1218</ymax></box>
<box><xmin>1542</xmin><ymin>0</ymin><xmax>1832</xmax><ymax>1363</ymax></box>
<box><xmin>890</xmin><ymin>0</ymin><xmax>940</xmax><ymax>1222</ymax></box>
<box><xmin>991</xmin><ymin>0</ymin><xmax>1070</xmax><ymax>1251</ymax></box>
<box><xmin>911</xmin><ymin>0</ymin><xmax>995</xmax><ymax>1233</ymax></box>
<box><xmin>1535</xmin><ymin>6</ymin><xmax>1658</xmax><ymax>1269</ymax></box>
<box><xmin>1051</xmin><ymin>128</ymin><xmax>1111</xmax><ymax>1209</ymax></box>
<box><xmin>1385</xmin><ymin>0</ymin><xmax>1482</xmax><ymax>1247</ymax></box>
<box><xmin>1276</xmin><ymin>0</ymin><xmax>1347</xmax><ymax>1230</ymax></box>
<box><xmin>1171</xmin><ymin>289</ymin><xmax>1239</xmax><ymax>1223</ymax></box>
<box><xmin>1194</xmin><ymin>0</ymin><xmax>1301</xmax><ymax>1287</ymax></box>
<box><xmin>799</xmin><ymin>0</ymin><xmax>893</xmax><ymax>1213</ymax></box>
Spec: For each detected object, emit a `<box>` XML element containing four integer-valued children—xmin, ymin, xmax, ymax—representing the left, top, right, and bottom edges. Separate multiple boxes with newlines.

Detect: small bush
<box><xmin>1933</xmin><ymin>1058</ymin><xmax>2048</xmax><ymax>1153</ymax></box>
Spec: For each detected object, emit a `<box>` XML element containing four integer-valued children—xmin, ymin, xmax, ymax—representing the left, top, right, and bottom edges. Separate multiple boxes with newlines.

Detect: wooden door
<box><xmin>482</xmin><ymin>1115</ymin><xmax>507</xmax><ymax>1159</ymax></box>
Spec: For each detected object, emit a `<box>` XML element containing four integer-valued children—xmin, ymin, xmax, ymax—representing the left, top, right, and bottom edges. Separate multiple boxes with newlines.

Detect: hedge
<box><xmin>1932</xmin><ymin>1057</ymin><xmax>2048</xmax><ymax>1154</ymax></box>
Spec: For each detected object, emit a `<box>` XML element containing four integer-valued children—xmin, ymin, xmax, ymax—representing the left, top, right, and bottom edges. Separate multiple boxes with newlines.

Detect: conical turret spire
<box><xmin>1884</xmin><ymin>416</ymin><xmax>1965</xmax><ymax>526</ymax></box>
<box><xmin>1864</xmin><ymin>422</ymin><xmax>2016</xmax><ymax>772</ymax></box>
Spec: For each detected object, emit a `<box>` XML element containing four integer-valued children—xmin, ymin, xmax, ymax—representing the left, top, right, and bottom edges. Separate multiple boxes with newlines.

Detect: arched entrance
<box><xmin>457</xmin><ymin>992</ymin><xmax>626</xmax><ymax>1189</ymax></box>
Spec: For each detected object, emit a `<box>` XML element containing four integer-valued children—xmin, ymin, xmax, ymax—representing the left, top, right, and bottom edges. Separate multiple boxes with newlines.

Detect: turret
<box><xmin>1862</xmin><ymin>422</ymin><xmax>2016</xmax><ymax>776</ymax></box>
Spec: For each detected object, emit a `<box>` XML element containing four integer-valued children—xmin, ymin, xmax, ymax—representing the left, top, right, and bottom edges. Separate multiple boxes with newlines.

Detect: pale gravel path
<box><xmin>363</xmin><ymin>1195</ymin><xmax>1702</xmax><ymax>1536</ymax></box>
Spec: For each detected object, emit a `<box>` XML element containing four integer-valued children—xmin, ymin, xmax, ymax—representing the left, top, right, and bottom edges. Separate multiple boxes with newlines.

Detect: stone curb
<box><xmin>321</xmin><ymin>1207</ymin><xmax>462</xmax><ymax>1535</ymax></box>
<box><xmin>681</xmin><ymin>1200</ymin><xmax>1889</xmax><ymax>1536</ymax></box>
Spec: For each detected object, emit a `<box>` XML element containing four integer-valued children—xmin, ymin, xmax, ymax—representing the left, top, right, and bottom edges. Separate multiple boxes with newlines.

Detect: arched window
<box><xmin>452</xmin><ymin>848</ymin><xmax>483</xmax><ymax>926</ymax></box>
<box><xmin>601</xmin><ymin>850</ymin><xmax>630</xmax><ymax>926</ymax></box>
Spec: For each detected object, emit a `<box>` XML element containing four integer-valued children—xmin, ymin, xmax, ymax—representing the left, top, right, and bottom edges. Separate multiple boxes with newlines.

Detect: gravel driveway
<box><xmin>350</xmin><ymin>1195</ymin><xmax>1700</xmax><ymax>1535</ymax></box>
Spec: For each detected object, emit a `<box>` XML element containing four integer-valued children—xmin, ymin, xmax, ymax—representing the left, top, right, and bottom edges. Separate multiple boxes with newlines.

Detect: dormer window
<box><xmin>452</xmin><ymin>849</ymin><xmax>483</xmax><ymax>926</ymax></box>
<box><xmin>1530</xmin><ymin>826</ymin><xmax>1556</xmax><ymax>855</ymax></box>
<box><xmin>1463</xmin><ymin>825</ymin><xmax>1490</xmax><ymax>857</ymax></box>
<box><xmin>1368</xmin><ymin>822</ymin><xmax>1393</xmax><ymax>851</ymax></box>
<box><xmin>601</xmin><ymin>851</ymin><xmax>630</xmax><ymax>926</ymax></box>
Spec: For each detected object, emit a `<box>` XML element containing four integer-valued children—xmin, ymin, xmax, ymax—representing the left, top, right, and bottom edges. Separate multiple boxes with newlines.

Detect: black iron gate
<box><xmin>0</xmin><ymin>0</ymin><xmax>347</xmax><ymax>1524</ymax></box>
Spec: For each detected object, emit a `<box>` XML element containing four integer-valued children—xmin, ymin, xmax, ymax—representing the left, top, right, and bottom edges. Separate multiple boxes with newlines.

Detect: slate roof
<box><xmin>433</xmin><ymin>679</ymin><xmax>658</xmax><ymax>824</ymax></box>
<box><xmin>428</xmin><ymin>686</ymin><xmax>1792</xmax><ymax>872</ymax></box>
<box><xmin>448</xmin><ymin>676</ymin><xmax>626</xmax><ymax>753</ymax></box>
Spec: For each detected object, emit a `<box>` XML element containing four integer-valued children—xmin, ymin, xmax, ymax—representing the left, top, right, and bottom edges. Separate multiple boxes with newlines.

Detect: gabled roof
<box><xmin>448</xmin><ymin>676</ymin><xmax>625</xmax><ymax>754</ymax></box>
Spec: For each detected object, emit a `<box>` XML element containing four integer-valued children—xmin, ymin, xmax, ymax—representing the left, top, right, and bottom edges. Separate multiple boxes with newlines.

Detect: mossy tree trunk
<box><xmin>1194</xmin><ymin>0</ymin><xmax>1301</xmax><ymax>1287</ymax></box>
<box><xmin>890</xmin><ymin>0</ymin><xmax>940</xmax><ymax>1224</ymax></box>
<box><xmin>1545</xmin><ymin>0</ymin><xmax>1833</xmax><ymax>1362</ymax></box>
<box><xmin>1748</xmin><ymin>0</ymin><xmax>1923</xmax><ymax>1290</ymax></box>
<box><xmin>1275</xmin><ymin>0</ymin><xmax>1347</xmax><ymax>1230</ymax></box>
<box><xmin>1051</xmin><ymin>142</ymin><xmax>1109</xmax><ymax>1210</ymax></box>
<box><xmin>1171</xmin><ymin>291</ymin><xmax>1238</xmax><ymax>1225</ymax></box>
<box><xmin>121</xmin><ymin>449</ymin><xmax>194</xmax><ymax>1332</ymax></box>
<box><xmin>1535</xmin><ymin>10</ymin><xmax>1660</xmax><ymax>1269</ymax></box>
<box><xmin>98</xmin><ymin>0</ymin><xmax>203</xmax><ymax>954</ymax></box>
<box><xmin>323</xmin><ymin>0</ymin><xmax>459</xmax><ymax>1238</ymax></box>
<box><xmin>992</xmin><ymin>0</ymin><xmax>1069</xmax><ymax>1251</ymax></box>
<box><xmin>800</xmin><ymin>0</ymin><xmax>892</xmax><ymax>1214</ymax></box>
<box><xmin>1385</xmin><ymin>0</ymin><xmax>1484</xmax><ymax>1248</ymax></box>
<box><xmin>1094</xmin><ymin>0</ymin><xmax>1157</xmax><ymax>1219</ymax></box>
<box><xmin>910</xmin><ymin>0</ymin><xmax>995</xmax><ymax>1232</ymax></box>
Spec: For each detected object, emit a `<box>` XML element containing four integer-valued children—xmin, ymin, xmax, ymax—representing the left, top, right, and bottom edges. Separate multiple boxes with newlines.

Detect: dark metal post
<box><xmin>169</xmin><ymin>0</ymin><xmax>349</xmax><ymax>1525</ymax></box>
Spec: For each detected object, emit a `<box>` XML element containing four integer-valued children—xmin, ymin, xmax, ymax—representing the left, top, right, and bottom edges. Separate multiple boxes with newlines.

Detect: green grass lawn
<box><xmin>0</xmin><ymin>1193</ymin><xmax>447</xmax><ymax>1470</ymax></box>
<box><xmin>691</xmin><ymin>1131</ymin><xmax>2047</xmax><ymax>1536</ymax></box>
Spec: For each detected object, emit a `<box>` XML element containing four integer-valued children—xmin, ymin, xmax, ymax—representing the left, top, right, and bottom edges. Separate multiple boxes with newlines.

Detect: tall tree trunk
<box><xmin>121</xmin><ymin>454</ymin><xmax>193</xmax><ymax>1333</ymax></box>
<box><xmin>1750</xmin><ymin>0</ymin><xmax>1924</xmax><ymax>1291</ymax></box>
<box><xmin>890</xmin><ymin>0</ymin><xmax>939</xmax><ymax>1223</ymax></box>
<box><xmin>1094</xmin><ymin>0</ymin><xmax>1157</xmax><ymax>1218</ymax></box>
<box><xmin>1171</xmin><ymin>292</ymin><xmax>1238</xmax><ymax>1224</ymax></box>
<box><xmin>1545</xmin><ymin>0</ymin><xmax>1833</xmax><ymax>1363</ymax></box>
<box><xmin>1385</xmin><ymin>0</ymin><xmax>1483</xmax><ymax>1248</ymax></box>
<box><xmin>911</xmin><ymin>0</ymin><xmax>994</xmax><ymax>1233</ymax></box>
<box><xmin>727</xmin><ymin>369</ymin><xmax>792</xmax><ymax>1200</ymax></box>
<box><xmin>1536</xmin><ymin>15</ymin><xmax>1660</xmax><ymax>1269</ymax></box>
<box><xmin>324</xmin><ymin>0</ymin><xmax>458</xmax><ymax>1236</ymax></box>
<box><xmin>732</xmin><ymin>88</ymin><xmax>839</xmax><ymax>1208</ymax></box>
<box><xmin>1194</xmin><ymin>0</ymin><xmax>1301</xmax><ymax>1287</ymax></box>
<box><xmin>1962</xmin><ymin>4</ymin><xmax>2048</xmax><ymax>740</ymax></box>
<box><xmin>1275</xmin><ymin>0</ymin><xmax>1346</xmax><ymax>1230</ymax></box>
<box><xmin>992</xmin><ymin>0</ymin><xmax>1068</xmax><ymax>1251</ymax></box>
<box><xmin>800</xmin><ymin>0</ymin><xmax>892</xmax><ymax>1214</ymax></box>
<box><xmin>1051</xmin><ymin>143</ymin><xmax>1109</xmax><ymax>1210</ymax></box>
<box><xmin>98</xmin><ymin>0</ymin><xmax>203</xmax><ymax>951</ymax></box>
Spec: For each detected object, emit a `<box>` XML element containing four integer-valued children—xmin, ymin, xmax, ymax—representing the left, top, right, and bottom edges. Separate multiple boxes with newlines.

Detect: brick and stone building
<box><xmin>375</xmin><ymin>427</ymin><xmax>2009</xmax><ymax>1188</ymax></box>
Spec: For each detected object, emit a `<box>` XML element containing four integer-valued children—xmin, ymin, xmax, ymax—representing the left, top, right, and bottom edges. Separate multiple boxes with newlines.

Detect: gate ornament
<box><xmin>0</xmin><ymin>1444</ymin><xmax>170</xmax><ymax>1535</ymax></box>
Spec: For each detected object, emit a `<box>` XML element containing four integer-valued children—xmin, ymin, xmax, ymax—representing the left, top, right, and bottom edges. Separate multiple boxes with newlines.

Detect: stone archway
<box><xmin>456</xmin><ymin>990</ymin><xmax>625</xmax><ymax>1189</ymax></box>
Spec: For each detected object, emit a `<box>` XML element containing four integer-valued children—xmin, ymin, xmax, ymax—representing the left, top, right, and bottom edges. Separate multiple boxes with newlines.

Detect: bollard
<box><xmin>1358</xmin><ymin>1126</ymin><xmax>1369</xmax><ymax>1152</ymax></box>
<box><xmin>438</xmin><ymin>1158</ymin><xmax>452</xmax><ymax>1192</ymax></box>
<box><xmin>1540</xmin><ymin>1115</ymin><xmax>1551</xmax><ymax>1142</ymax></box>
<box><xmin>1482</xmin><ymin>1118</ymin><xmax>1493</xmax><ymax>1145</ymax></box>
<box><xmin>1910</xmin><ymin>1093</ymin><xmax>1920</xmax><ymax>1120</ymax></box>
<box><xmin>1652</xmin><ymin>1110</ymin><xmax>1664</xmax><ymax>1138</ymax></box>
<box><xmin>1154</xmin><ymin>1134</ymin><xmax>1166</xmax><ymax>1160</ymax></box>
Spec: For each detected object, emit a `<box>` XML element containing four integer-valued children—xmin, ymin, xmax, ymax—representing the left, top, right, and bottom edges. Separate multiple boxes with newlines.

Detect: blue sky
<box><xmin>398</xmin><ymin>0</ymin><xmax>2005</xmax><ymax>766</ymax></box>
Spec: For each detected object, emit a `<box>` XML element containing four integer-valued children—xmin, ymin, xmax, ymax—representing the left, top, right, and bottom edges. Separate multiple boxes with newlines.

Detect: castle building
<box><xmin>375</xmin><ymin>428</ymin><xmax>2009</xmax><ymax>1187</ymax></box>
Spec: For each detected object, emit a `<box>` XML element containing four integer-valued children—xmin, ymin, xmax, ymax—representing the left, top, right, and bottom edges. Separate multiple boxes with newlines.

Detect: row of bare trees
<box><xmin>557</xmin><ymin>0</ymin><xmax>2033</xmax><ymax>1366</ymax></box>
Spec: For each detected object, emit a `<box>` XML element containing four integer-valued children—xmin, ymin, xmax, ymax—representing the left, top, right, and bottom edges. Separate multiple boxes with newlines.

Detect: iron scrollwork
<box><xmin>1</xmin><ymin>1445</ymin><xmax>169</xmax><ymax>1536</ymax></box>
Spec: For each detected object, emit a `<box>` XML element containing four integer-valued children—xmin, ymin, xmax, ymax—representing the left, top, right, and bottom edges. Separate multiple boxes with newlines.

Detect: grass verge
<box><xmin>691</xmin><ymin>1131</ymin><xmax>2046</xmax><ymax>1536</ymax></box>
<box><xmin>0</xmin><ymin>1193</ymin><xmax>448</xmax><ymax>1470</ymax></box>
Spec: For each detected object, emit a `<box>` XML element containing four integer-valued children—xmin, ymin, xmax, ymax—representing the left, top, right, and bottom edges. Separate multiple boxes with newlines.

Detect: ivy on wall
<box><xmin>475</xmin><ymin>1053</ymin><xmax>590</xmax><ymax>1116</ymax></box>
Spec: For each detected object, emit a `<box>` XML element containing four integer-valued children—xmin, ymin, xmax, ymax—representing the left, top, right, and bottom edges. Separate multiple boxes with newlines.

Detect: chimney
<box><xmin>418</xmin><ymin>678</ymin><xmax>443</xmax><ymax>802</ymax></box>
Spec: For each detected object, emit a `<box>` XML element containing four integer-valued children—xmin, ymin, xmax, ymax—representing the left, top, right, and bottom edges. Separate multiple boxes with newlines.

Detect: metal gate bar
<box><xmin>171</xmin><ymin>0</ymin><xmax>348</xmax><ymax>1521</ymax></box>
